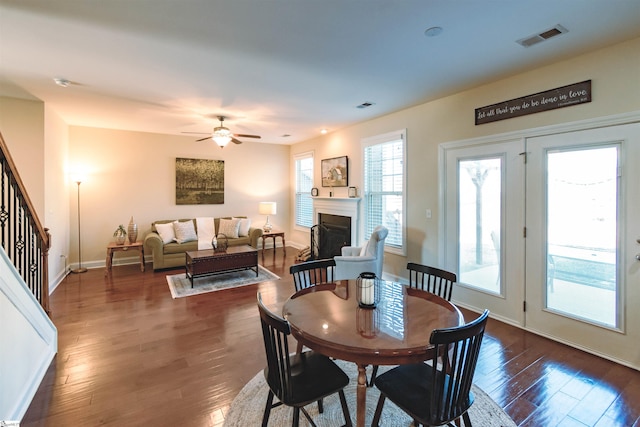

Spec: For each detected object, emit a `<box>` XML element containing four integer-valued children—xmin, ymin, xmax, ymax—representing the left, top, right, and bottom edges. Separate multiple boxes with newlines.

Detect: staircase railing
<box><xmin>0</xmin><ymin>132</ymin><xmax>51</xmax><ymax>314</ymax></box>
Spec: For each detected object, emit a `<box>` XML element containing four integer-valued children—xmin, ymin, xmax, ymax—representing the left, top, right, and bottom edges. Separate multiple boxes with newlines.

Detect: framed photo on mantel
<box><xmin>321</xmin><ymin>156</ymin><xmax>348</xmax><ymax>187</ymax></box>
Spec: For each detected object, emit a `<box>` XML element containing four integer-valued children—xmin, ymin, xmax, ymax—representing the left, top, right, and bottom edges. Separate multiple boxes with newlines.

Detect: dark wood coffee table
<box><xmin>185</xmin><ymin>245</ymin><xmax>258</xmax><ymax>287</ymax></box>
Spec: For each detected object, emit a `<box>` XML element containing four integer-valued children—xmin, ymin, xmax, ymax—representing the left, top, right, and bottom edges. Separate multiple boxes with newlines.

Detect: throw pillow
<box><xmin>360</xmin><ymin>240</ymin><xmax>370</xmax><ymax>257</ymax></box>
<box><xmin>155</xmin><ymin>222</ymin><xmax>176</xmax><ymax>244</ymax></box>
<box><xmin>218</xmin><ymin>218</ymin><xmax>241</xmax><ymax>239</ymax></box>
<box><xmin>173</xmin><ymin>220</ymin><xmax>197</xmax><ymax>244</ymax></box>
<box><xmin>233</xmin><ymin>217</ymin><xmax>252</xmax><ymax>237</ymax></box>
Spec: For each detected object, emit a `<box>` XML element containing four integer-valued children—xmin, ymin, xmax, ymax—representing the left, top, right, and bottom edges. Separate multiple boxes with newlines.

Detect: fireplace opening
<box><xmin>311</xmin><ymin>214</ymin><xmax>351</xmax><ymax>259</ymax></box>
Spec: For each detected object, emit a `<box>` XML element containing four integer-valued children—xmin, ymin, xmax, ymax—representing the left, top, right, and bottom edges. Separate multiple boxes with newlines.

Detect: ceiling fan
<box><xmin>195</xmin><ymin>116</ymin><xmax>261</xmax><ymax>148</ymax></box>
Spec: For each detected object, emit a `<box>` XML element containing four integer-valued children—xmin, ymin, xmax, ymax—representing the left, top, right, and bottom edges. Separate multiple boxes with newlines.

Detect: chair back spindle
<box><xmin>427</xmin><ymin>309</ymin><xmax>489</xmax><ymax>425</ymax></box>
<box><xmin>407</xmin><ymin>262</ymin><xmax>456</xmax><ymax>301</ymax></box>
<box><xmin>258</xmin><ymin>293</ymin><xmax>294</xmax><ymax>402</ymax></box>
<box><xmin>290</xmin><ymin>258</ymin><xmax>336</xmax><ymax>292</ymax></box>
<box><xmin>257</xmin><ymin>292</ymin><xmax>353</xmax><ymax>426</ymax></box>
<box><xmin>371</xmin><ymin>309</ymin><xmax>489</xmax><ymax>427</ymax></box>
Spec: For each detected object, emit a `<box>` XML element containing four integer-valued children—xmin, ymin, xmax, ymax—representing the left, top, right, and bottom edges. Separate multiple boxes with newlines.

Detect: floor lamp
<box><xmin>72</xmin><ymin>180</ymin><xmax>87</xmax><ymax>273</ymax></box>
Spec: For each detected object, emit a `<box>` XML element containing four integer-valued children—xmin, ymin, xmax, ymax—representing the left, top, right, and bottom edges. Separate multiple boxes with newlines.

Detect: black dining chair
<box><xmin>290</xmin><ymin>258</ymin><xmax>336</xmax><ymax>292</ymax></box>
<box><xmin>407</xmin><ymin>262</ymin><xmax>457</xmax><ymax>302</ymax></box>
<box><xmin>368</xmin><ymin>262</ymin><xmax>458</xmax><ymax>386</ymax></box>
<box><xmin>371</xmin><ymin>309</ymin><xmax>490</xmax><ymax>427</ymax></box>
<box><xmin>257</xmin><ymin>292</ymin><xmax>353</xmax><ymax>427</ymax></box>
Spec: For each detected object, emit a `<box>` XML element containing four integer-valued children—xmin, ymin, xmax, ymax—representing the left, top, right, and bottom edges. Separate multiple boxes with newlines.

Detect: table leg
<box><xmin>139</xmin><ymin>247</ymin><xmax>145</xmax><ymax>272</ymax></box>
<box><xmin>105</xmin><ymin>249</ymin><xmax>114</xmax><ymax>276</ymax></box>
<box><xmin>356</xmin><ymin>364</ymin><xmax>367</xmax><ymax>427</ymax></box>
<box><xmin>281</xmin><ymin>235</ymin><xmax>286</xmax><ymax>254</ymax></box>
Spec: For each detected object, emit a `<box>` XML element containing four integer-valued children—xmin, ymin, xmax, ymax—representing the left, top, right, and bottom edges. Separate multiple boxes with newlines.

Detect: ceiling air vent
<box><xmin>356</xmin><ymin>102</ymin><xmax>375</xmax><ymax>109</ymax></box>
<box><xmin>516</xmin><ymin>24</ymin><xmax>568</xmax><ymax>48</ymax></box>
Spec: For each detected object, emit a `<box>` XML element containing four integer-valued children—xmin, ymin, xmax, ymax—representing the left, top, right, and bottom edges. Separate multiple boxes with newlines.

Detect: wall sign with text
<box><xmin>475</xmin><ymin>80</ymin><xmax>591</xmax><ymax>125</ymax></box>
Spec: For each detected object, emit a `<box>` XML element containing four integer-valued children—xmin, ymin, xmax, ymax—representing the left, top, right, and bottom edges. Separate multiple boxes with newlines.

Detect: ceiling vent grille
<box><xmin>356</xmin><ymin>102</ymin><xmax>375</xmax><ymax>109</ymax></box>
<box><xmin>516</xmin><ymin>24</ymin><xmax>568</xmax><ymax>47</ymax></box>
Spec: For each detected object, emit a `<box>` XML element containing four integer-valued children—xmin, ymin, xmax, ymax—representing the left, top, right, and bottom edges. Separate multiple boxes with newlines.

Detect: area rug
<box><xmin>165</xmin><ymin>266</ymin><xmax>280</xmax><ymax>298</ymax></box>
<box><xmin>224</xmin><ymin>361</ymin><xmax>516</xmax><ymax>426</ymax></box>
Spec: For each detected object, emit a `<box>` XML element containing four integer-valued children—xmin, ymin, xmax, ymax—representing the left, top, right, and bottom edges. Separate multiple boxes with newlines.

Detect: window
<box><xmin>294</xmin><ymin>152</ymin><xmax>314</xmax><ymax>228</ymax></box>
<box><xmin>362</xmin><ymin>130</ymin><xmax>406</xmax><ymax>254</ymax></box>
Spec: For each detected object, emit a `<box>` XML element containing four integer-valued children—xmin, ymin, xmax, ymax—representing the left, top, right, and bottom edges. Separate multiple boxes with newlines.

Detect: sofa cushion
<box><xmin>156</xmin><ymin>222</ymin><xmax>176</xmax><ymax>244</ymax></box>
<box><xmin>173</xmin><ymin>220</ymin><xmax>197</xmax><ymax>244</ymax></box>
<box><xmin>234</xmin><ymin>217</ymin><xmax>252</xmax><ymax>237</ymax></box>
<box><xmin>218</xmin><ymin>218</ymin><xmax>241</xmax><ymax>239</ymax></box>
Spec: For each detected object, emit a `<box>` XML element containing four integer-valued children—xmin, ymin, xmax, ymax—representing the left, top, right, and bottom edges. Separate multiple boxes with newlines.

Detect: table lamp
<box><xmin>259</xmin><ymin>202</ymin><xmax>277</xmax><ymax>232</ymax></box>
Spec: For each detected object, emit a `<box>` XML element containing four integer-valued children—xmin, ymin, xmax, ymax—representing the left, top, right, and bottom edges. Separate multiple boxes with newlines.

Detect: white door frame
<box><xmin>439</xmin><ymin>111</ymin><xmax>640</xmax><ymax>369</ymax></box>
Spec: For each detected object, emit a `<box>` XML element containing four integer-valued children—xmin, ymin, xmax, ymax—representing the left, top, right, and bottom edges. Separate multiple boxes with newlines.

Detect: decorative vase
<box><xmin>115</xmin><ymin>232</ymin><xmax>126</xmax><ymax>245</ymax></box>
<box><xmin>128</xmin><ymin>216</ymin><xmax>138</xmax><ymax>244</ymax></box>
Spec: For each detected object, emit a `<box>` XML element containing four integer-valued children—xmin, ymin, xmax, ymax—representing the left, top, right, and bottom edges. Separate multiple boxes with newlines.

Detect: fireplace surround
<box><xmin>311</xmin><ymin>197</ymin><xmax>360</xmax><ymax>259</ymax></box>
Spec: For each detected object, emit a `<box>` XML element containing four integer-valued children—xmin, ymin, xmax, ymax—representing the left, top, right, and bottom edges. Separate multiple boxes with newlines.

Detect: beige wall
<box><xmin>2</xmin><ymin>37</ymin><xmax>639</xmax><ymax>281</ymax></box>
<box><xmin>68</xmin><ymin>127</ymin><xmax>290</xmax><ymax>268</ymax></box>
<box><xmin>0</xmin><ymin>97</ymin><xmax>45</xmax><ymax>218</ymax></box>
<box><xmin>44</xmin><ymin>106</ymin><xmax>70</xmax><ymax>283</ymax></box>
<box><xmin>0</xmin><ymin>97</ymin><xmax>69</xmax><ymax>286</ymax></box>
<box><xmin>290</xmin><ymin>37</ymin><xmax>640</xmax><ymax>279</ymax></box>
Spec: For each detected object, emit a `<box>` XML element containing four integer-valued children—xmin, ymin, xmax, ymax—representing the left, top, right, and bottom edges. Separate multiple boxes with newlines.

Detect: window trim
<box><xmin>361</xmin><ymin>129</ymin><xmax>407</xmax><ymax>256</ymax></box>
<box><xmin>293</xmin><ymin>150</ymin><xmax>314</xmax><ymax>231</ymax></box>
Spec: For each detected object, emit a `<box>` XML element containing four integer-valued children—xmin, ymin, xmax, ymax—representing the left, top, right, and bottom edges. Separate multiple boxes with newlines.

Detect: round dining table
<box><xmin>282</xmin><ymin>279</ymin><xmax>464</xmax><ymax>427</ymax></box>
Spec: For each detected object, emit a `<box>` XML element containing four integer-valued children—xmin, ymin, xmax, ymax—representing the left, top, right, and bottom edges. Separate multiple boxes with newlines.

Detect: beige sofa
<box><xmin>144</xmin><ymin>217</ymin><xmax>263</xmax><ymax>271</ymax></box>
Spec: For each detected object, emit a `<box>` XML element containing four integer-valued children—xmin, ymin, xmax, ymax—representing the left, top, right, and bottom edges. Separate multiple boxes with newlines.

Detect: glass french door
<box><xmin>442</xmin><ymin>139</ymin><xmax>525</xmax><ymax>324</ymax></box>
<box><xmin>442</xmin><ymin>122</ymin><xmax>640</xmax><ymax>368</ymax></box>
<box><xmin>525</xmin><ymin>123</ymin><xmax>640</xmax><ymax>364</ymax></box>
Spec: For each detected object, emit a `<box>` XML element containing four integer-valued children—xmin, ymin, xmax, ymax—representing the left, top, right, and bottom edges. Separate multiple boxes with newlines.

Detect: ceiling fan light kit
<box><xmin>196</xmin><ymin>116</ymin><xmax>261</xmax><ymax>148</ymax></box>
<box><xmin>213</xmin><ymin>126</ymin><xmax>233</xmax><ymax>148</ymax></box>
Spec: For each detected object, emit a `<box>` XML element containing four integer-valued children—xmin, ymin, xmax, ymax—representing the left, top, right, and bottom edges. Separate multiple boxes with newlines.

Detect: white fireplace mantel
<box><xmin>312</xmin><ymin>197</ymin><xmax>361</xmax><ymax>244</ymax></box>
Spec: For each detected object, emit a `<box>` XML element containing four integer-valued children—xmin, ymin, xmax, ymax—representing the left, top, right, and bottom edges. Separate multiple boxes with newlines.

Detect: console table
<box><xmin>105</xmin><ymin>241</ymin><xmax>145</xmax><ymax>275</ymax></box>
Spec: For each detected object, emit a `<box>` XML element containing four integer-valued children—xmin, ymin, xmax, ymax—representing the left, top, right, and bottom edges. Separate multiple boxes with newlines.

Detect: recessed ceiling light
<box><xmin>53</xmin><ymin>77</ymin><xmax>70</xmax><ymax>87</ymax></box>
<box><xmin>424</xmin><ymin>26</ymin><xmax>443</xmax><ymax>37</ymax></box>
<box><xmin>320</xmin><ymin>129</ymin><xmax>328</xmax><ymax>135</ymax></box>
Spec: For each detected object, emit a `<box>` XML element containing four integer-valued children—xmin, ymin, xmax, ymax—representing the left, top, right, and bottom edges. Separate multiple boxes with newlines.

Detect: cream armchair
<box><xmin>334</xmin><ymin>225</ymin><xmax>389</xmax><ymax>280</ymax></box>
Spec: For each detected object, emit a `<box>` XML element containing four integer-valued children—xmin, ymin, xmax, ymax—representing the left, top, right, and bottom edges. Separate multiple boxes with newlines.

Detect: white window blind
<box><xmin>295</xmin><ymin>152</ymin><xmax>314</xmax><ymax>228</ymax></box>
<box><xmin>363</xmin><ymin>130</ymin><xmax>406</xmax><ymax>254</ymax></box>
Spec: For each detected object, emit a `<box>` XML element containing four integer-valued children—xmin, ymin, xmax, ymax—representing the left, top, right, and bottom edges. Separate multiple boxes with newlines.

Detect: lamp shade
<box><xmin>259</xmin><ymin>202</ymin><xmax>277</xmax><ymax>215</ymax></box>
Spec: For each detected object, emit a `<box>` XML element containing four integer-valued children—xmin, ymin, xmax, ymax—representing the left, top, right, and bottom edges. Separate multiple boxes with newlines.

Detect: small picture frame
<box><xmin>311</xmin><ymin>187</ymin><xmax>319</xmax><ymax>197</ymax></box>
<box><xmin>348</xmin><ymin>186</ymin><xmax>357</xmax><ymax>198</ymax></box>
<box><xmin>321</xmin><ymin>156</ymin><xmax>348</xmax><ymax>187</ymax></box>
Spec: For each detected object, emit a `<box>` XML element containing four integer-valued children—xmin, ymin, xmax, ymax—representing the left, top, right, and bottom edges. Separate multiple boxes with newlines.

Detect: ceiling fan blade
<box><xmin>234</xmin><ymin>133</ymin><xmax>261</xmax><ymax>139</ymax></box>
<box><xmin>182</xmin><ymin>131</ymin><xmax>209</xmax><ymax>135</ymax></box>
<box><xmin>196</xmin><ymin>136</ymin><xmax>212</xmax><ymax>142</ymax></box>
<box><xmin>231</xmin><ymin>137</ymin><xmax>243</xmax><ymax>145</ymax></box>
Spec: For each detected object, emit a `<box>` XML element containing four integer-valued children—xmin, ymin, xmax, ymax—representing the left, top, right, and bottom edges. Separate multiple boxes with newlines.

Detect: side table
<box><xmin>261</xmin><ymin>230</ymin><xmax>286</xmax><ymax>254</ymax></box>
<box><xmin>105</xmin><ymin>241</ymin><xmax>145</xmax><ymax>275</ymax></box>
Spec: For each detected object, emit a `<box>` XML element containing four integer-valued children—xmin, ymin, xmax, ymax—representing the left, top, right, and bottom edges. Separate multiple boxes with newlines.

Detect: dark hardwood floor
<box><xmin>22</xmin><ymin>247</ymin><xmax>639</xmax><ymax>427</ymax></box>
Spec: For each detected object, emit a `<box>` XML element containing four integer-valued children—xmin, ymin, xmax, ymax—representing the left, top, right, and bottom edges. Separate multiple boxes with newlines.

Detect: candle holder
<box><xmin>356</xmin><ymin>307</ymin><xmax>380</xmax><ymax>338</ymax></box>
<box><xmin>356</xmin><ymin>272</ymin><xmax>380</xmax><ymax>308</ymax></box>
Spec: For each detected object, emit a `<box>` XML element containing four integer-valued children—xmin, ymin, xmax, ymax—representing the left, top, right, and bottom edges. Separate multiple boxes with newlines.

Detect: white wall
<box><xmin>0</xmin><ymin>248</ymin><xmax>57</xmax><ymax>421</ymax></box>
